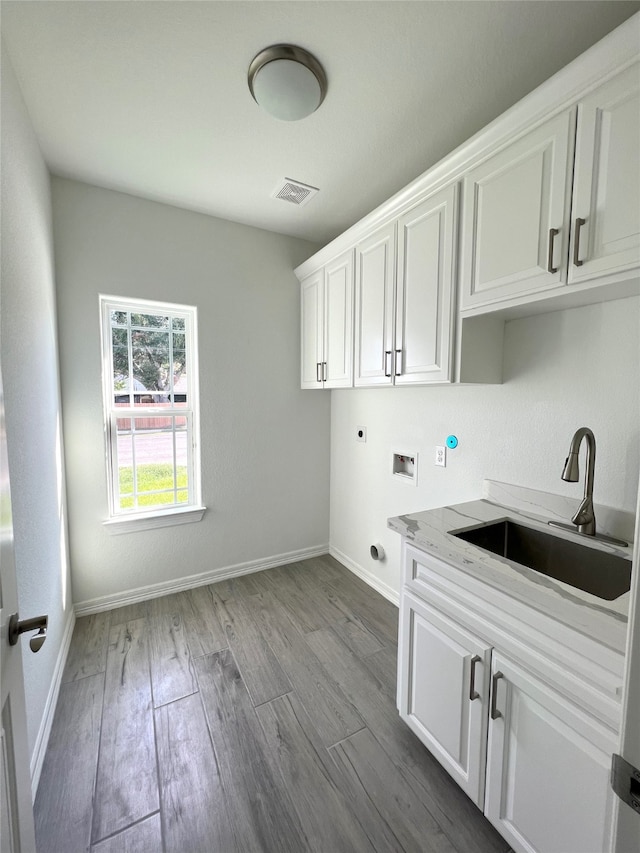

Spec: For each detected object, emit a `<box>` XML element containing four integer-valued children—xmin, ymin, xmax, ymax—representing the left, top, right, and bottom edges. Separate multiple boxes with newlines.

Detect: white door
<box><xmin>485</xmin><ymin>653</ymin><xmax>616</xmax><ymax>853</ymax></box>
<box><xmin>610</xmin><ymin>479</ymin><xmax>640</xmax><ymax>852</ymax></box>
<box><xmin>300</xmin><ymin>270</ymin><xmax>324</xmax><ymax>389</ymax></box>
<box><xmin>395</xmin><ymin>185</ymin><xmax>457</xmax><ymax>385</ymax></box>
<box><xmin>398</xmin><ymin>591</ymin><xmax>492</xmax><ymax>806</ymax></box>
<box><xmin>0</xmin><ymin>368</ymin><xmax>37</xmax><ymax>853</ymax></box>
<box><xmin>354</xmin><ymin>223</ymin><xmax>396</xmax><ymax>386</ymax></box>
<box><xmin>323</xmin><ymin>250</ymin><xmax>354</xmax><ymax>388</ymax></box>
<box><xmin>569</xmin><ymin>62</ymin><xmax>640</xmax><ymax>284</ymax></box>
<box><xmin>460</xmin><ymin>109</ymin><xmax>575</xmax><ymax>311</ymax></box>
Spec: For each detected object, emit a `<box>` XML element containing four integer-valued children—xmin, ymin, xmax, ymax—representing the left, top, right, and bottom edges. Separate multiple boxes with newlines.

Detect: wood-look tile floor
<box><xmin>34</xmin><ymin>555</ymin><xmax>510</xmax><ymax>853</ymax></box>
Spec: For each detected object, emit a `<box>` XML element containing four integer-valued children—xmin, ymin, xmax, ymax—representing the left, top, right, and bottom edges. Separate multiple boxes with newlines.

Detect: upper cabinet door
<box><xmin>569</xmin><ymin>62</ymin><xmax>640</xmax><ymax>284</ymax></box>
<box><xmin>323</xmin><ymin>250</ymin><xmax>354</xmax><ymax>388</ymax></box>
<box><xmin>395</xmin><ymin>185</ymin><xmax>458</xmax><ymax>385</ymax></box>
<box><xmin>460</xmin><ymin>110</ymin><xmax>575</xmax><ymax>311</ymax></box>
<box><xmin>300</xmin><ymin>270</ymin><xmax>324</xmax><ymax>389</ymax></box>
<box><xmin>354</xmin><ymin>223</ymin><xmax>396</xmax><ymax>386</ymax></box>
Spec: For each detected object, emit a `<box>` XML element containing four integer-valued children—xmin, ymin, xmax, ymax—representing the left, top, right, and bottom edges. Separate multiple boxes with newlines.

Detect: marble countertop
<box><xmin>388</xmin><ymin>480</ymin><xmax>635</xmax><ymax>653</ymax></box>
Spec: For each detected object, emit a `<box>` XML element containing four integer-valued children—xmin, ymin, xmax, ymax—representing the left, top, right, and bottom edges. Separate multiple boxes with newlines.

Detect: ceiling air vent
<box><xmin>272</xmin><ymin>178</ymin><xmax>319</xmax><ymax>207</ymax></box>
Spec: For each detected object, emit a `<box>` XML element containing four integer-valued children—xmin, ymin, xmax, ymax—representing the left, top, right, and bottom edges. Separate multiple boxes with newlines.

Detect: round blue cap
<box><xmin>446</xmin><ymin>434</ymin><xmax>458</xmax><ymax>449</ymax></box>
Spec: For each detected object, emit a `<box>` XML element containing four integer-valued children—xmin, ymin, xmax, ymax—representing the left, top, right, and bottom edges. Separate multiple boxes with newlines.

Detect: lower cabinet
<box><xmin>485</xmin><ymin>653</ymin><xmax>616</xmax><ymax>853</ymax></box>
<box><xmin>398</xmin><ymin>591</ymin><xmax>491</xmax><ymax>806</ymax></box>
<box><xmin>398</xmin><ymin>584</ymin><xmax>618</xmax><ymax>853</ymax></box>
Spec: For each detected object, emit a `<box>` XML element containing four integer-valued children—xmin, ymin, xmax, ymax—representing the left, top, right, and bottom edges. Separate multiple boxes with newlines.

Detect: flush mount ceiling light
<box><xmin>248</xmin><ymin>44</ymin><xmax>327</xmax><ymax>121</ymax></box>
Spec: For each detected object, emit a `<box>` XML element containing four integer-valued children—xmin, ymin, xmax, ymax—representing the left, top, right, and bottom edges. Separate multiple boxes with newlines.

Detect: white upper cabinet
<box><xmin>300</xmin><ymin>251</ymin><xmax>354</xmax><ymax>389</ymax></box>
<box><xmin>297</xmin><ymin>17</ymin><xmax>640</xmax><ymax>383</ymax></box>
<box><xmin>460</xmin><ymin>110</ymin><xmax>575</xmax><ymax>311</ymax></box>
<box><xmin>324</xmin><ymin>251</ymin><xmax>355</xmax><ymax>387</ymax></box>
<box><xmin>300</xmin><ymin>270</ymin><xmax>324</xmax><ymax>389</ymax></box>
<box><xmin>460</xmin><ymin>61</ymin><xmax>640</xmax><ymax>314</ymax></box>
<box><xmin>354</xmin><ymin>185</ymin><xmax>458</xmax><ymax>387</ymax></box>
<box><xmin>395</xmin><ymin>185</ymin><xmax>457</xmax><ymax>384</ymax></box>
<box><xmin>354</xmin><ymin>223</ymin><xmax>396</xmax><ymax>386</ymax></box>
<box><xmin>569</xmin><ymin>62</ymin><xmax>640</xmax><ymax>283</ymax></box>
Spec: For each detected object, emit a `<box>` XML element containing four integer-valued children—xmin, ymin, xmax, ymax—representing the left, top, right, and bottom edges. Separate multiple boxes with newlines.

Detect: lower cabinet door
<box><xmin>398</xmin><ymin>591</ymin><xmax>492</xmax><ymax>806</ymax></box>
<box><xmin>484</xmin><ymin>653</ymin><xmax>617</xmax><ymax>853</ymax></box>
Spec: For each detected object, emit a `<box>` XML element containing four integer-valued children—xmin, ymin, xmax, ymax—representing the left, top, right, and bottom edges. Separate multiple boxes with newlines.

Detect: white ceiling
<box><xmin>2</xmin><ymin>1</ymin><xmax>639</xmax><ymax>246</ymax></box>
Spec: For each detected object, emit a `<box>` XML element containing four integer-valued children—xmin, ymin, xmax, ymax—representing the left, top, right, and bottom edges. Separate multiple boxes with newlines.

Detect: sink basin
<box><xmin>452</xmin><ymin>519</ymin><xmax>632</xmax><ymax>600</ymax></box>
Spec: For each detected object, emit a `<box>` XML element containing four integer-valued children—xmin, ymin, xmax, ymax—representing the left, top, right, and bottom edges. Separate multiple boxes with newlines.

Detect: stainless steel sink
<box><xmin>452</xmin><ymin>519</ymin><xmax>632</xmax><ymax>600</ymax></box>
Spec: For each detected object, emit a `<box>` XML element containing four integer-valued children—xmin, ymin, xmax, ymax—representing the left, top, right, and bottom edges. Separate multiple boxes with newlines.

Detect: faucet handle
<box><xmin>571</xmin><ymin>496</ymin><xmax>596</xmax><ymax>535</ymax></box>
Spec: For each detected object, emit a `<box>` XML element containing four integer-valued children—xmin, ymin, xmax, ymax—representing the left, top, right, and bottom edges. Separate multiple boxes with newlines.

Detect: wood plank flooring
<box><xmin>35</xmin><ymin>555</ymin><xmax>510</xmax><ymax>853</ymax></box>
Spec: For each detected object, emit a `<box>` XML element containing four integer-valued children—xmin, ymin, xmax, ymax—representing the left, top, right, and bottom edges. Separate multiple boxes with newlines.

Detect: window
<box><xmin>100</xmin><ymin>295</ymin><xmax>204</xmax><ymax>532</ymax></box>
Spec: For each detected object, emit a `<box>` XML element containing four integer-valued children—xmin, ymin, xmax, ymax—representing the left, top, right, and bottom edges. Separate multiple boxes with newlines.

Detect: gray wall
<box><xmin>1</xmin><ymin>48</ymin><xmax>74</xmax><ymax>782</ymax></box>
<box><xmin>330</xmin><ymin>296</ymin><xmax>640</xmax><ymax>598</ymax></box>
<box><xmin>52</xmin><ymin>178</ymin><xmax>330</xmax><ymax>606</ymax></box>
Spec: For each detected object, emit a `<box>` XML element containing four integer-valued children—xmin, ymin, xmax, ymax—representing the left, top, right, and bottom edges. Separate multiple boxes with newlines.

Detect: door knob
<box><xmin>8</xmin><ymin>613</ymin><xmax>48</xmax><ymax>653</ymax></box>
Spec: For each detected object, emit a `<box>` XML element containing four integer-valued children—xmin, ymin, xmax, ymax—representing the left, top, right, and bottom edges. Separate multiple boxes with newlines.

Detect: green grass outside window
<box><xmin>119</xmin><ymin>464</ymin><xmax>188</xmax><ymax>509</ymax></box>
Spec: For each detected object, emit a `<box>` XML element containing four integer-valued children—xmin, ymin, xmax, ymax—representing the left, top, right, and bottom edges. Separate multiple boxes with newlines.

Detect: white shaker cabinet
<box><xmin>461</xmin><ymin>62</ymin><xmax>640</xmax><ymax>313</ymax></box>
<box><xmin>485</xmin><ymin>653</ymin><xmax>617</xmax><ymax>853</ymax></box>
<box><xmin>398</xmin><ymin>590</ymin><xmax>492</xmax><ymax>806</ymax></box>
<box><xmin>459</xmin><ymin>109</ymin><xmax>575</xmax><ymax>311</ymax></box>
<box><xmin>354</xmin><ymin>223</ymin><xmax>396</xmax><ymax>386</ymax></box>
<box><xmin>354</xmin><ymin>185</ymin><xmax>457</xmax><ymax>386</ymax></box>
<box><xmin>569</xmin><ymin>62</ymin><xmax>640</xmax><ymax>284</ymax></box>
<box><xmin>300</xmin><ymin>250</ymin><xmax>354</xmax><ymax>389</ymax></box>
<box><xmin>397</xmin><ymin>543</ymin><xmax>623</xmax><ymax>853</ymax></box>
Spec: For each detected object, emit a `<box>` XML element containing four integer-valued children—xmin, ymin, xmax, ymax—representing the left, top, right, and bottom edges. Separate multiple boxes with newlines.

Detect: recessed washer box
<box><xmin>393</xmin><ymin>452</ymin><xmax>418</xmax><ymax>485</ymax></box>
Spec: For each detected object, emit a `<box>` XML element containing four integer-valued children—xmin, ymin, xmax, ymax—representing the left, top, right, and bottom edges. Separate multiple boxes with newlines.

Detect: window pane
<box><xmin>115</xmin><ymin>420</ymin><xmax>189</xmax><ymax>511</ymax></box>
<box><xmin>116</xmin><ymin>424</ymin><xmax>134</xmax><ymax>509</ymax></box>
<box><xmin>111</xmin><ymin>310</ymin><xmax>127</xmax><ymax>326</ymax></box>
<box><xmin>112</xmin><ymin>327</ymin><xmax>130</xmax><ymax>402</ymax></box>
<box><xmin>130</xmin><ymin>312</ymin><xmax>170</xmax><ymax>330</ymax></box>
<box><xmin>172</xmin><ymin>317</ymin><xmax>185</xmax><ymax>332</ymax></box>
<box><xmin>131</xmin><ymin>329</ymin><xmax>170</xmax><ymax>399</ymax></box>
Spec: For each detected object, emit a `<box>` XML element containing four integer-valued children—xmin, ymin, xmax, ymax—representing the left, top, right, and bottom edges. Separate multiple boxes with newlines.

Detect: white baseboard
<box><xmin>329</xmin><ymin>546</ymin><xmax>399</xmax><ymax>607</ymax></box>
<box><xmin>74</xmin><ymin>543</ymin><xmax>330</xmax><ymax>616</ymax></box>
<box><xmin>30</xmin><ymin>607</ymin><xmax>76</xmax><ymax>801</ymax></box>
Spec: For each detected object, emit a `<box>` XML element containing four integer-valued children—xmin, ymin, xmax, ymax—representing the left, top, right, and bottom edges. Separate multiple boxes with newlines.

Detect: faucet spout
<box><xmin>562</xmin><ymin>427</ymin><xmax>596</xmax><ymax>535</ymax></box>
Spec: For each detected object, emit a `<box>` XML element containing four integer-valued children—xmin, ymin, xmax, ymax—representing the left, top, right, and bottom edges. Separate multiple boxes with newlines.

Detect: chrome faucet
<box><xmin>561</xmin><ymin>427</ymin><xmax>596</xmax><ymax>535</ymax></box>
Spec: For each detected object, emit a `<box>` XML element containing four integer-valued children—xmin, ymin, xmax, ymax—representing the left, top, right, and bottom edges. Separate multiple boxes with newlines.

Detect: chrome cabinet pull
<box><xmin>490</xmin><ymin>671</ymin><xmax>504</xmax><ymax>719</ymax></box>
<box><xmin>395</xmin><ymin>349</ymin><xmax>403</xmax><ymax>376</ymax></box>
<box><xmin>322</xmin><ymin>361</ymin><xmax>327</xmax><ymax>382</ymax></box>
<box><xmin>547</xmin><ymin>228</ymin><xmax>559</xmax><ymax>273</ymax></box>
<box><xmin>384</xmin><ymin>350</ymin><xmax>392</xmax><ymax>377</ymax></box>
<box><xmin>8</xmin><ymin>613</ymin><xmax>48</xmax><ymax>653</ymax></box>
<box><xmin>316</xmin><ymin>362</ymin><xmax>322</xmax><ymax>383</ymax></box>
<box><xmin>573</xmin><ymin>218</ymin><xmax>586</xmax><ymax>267</ymax></box>
<box><xmin>469</xmin><ymin>655</ymin><xmax>481</xmax><ymax>701</ymax></box>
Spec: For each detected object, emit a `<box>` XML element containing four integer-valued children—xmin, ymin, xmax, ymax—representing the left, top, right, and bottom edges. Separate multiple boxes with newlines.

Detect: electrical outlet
<box><xmin>435</xmin><ymin>445</ymin><xmax>446</xmax><ymax>467</ymax></box>
<box><xmin>356</xmin><ymin>426</ymin><xmax>367</xmax><ymax>443</ymax></box>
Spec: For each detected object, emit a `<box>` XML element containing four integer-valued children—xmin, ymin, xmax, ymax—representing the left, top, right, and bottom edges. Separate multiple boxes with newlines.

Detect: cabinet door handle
<box><xmin>469</xmin><ymin>655</ymin><xmax>481</xmax><ymax>701</ymax></box>
<box><xmin>322</xmin><ymin>361</ymin><xmax>327</xmax><ymax>382</ymax></box>
<box><xmin>573</xmin><ymin>218</ymin><xmax>586</xmax><ymax>267</ymax></box>
<box><xmin>547</xmin><ymin>228</ymin><xmax>559</xmax><ymax>274</ymax></box>
<box><xmin>490</xmin><ymin>671</ymin><xmax>504</xmax><ymax>719</ymax></box>
<box><xmin>384</xmin><ymin>350</ymin><xmax>392</xmax><ymax>377</ymax></box>
<box><xmin>395</xmin><ymin>349</ymin><xmax>403</xmax><ymax>376</ymax></box>
<box><xmin>316</xmin><ymin>362</ymin><xmax>322</xmax><ymax>383</ymax></box>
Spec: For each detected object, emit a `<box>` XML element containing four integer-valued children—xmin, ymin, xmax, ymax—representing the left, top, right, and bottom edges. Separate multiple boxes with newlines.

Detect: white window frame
<box><xmin>99</xmin><ymin>294</ymin><xmax>205</xmax><ymax>534</ymax></box>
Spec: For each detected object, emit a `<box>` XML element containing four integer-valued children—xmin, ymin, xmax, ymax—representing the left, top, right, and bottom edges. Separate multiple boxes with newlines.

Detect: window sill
<box><xmin>103</xmin><ymin>505</ymin><xmax>207</xmax><ymax>535</ymax></box>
